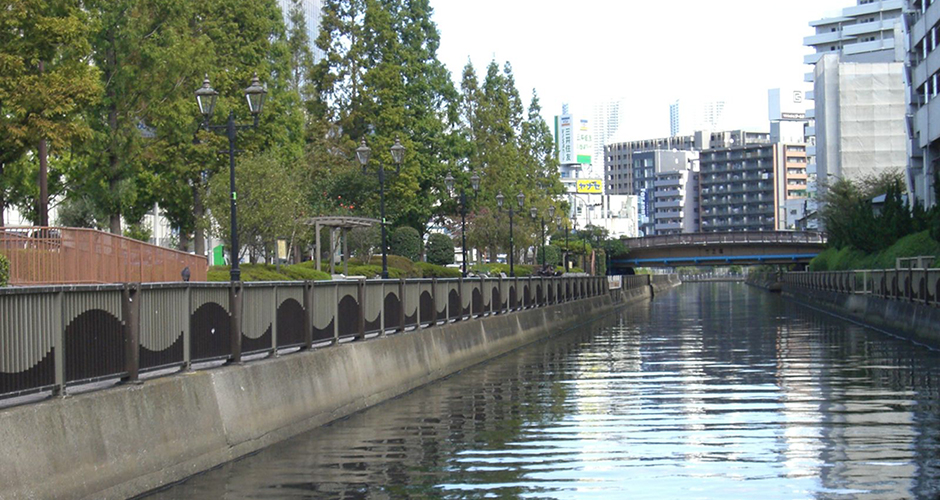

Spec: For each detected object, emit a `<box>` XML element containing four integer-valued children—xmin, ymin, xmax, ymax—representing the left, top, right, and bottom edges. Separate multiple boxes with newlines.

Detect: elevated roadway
<box><xmin>613</xmin><ymin>231</ymin><xmax>827</xmax><ymax>270</ymax></box>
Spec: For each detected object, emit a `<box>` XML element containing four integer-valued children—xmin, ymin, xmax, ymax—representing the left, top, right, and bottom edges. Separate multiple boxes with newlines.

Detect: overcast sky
<box><xmin>432</xmin><ymin>0</ymin><xmax>852</xmax><ymax>141</ymax></box>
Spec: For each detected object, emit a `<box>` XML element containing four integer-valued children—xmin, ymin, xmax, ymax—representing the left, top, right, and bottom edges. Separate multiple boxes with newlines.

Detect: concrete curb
<box><xmin>0</xmin><ymin>288</ymin><xmax>653</xmax><ymax>500</ymax></box>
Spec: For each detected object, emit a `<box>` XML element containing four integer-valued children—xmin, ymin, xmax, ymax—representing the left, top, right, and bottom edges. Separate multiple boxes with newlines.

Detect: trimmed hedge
<box><xmin>346</xmin><ymin>264</ymin><xmax>406</xmax><ymax>279</ymax></box>
<box><xmin>470</xmin><ymin>263</ymin><xmax>535</xmax><ymax>277</ymax></box>
<box><xmin>208</xmin><ymin>264</ymin><xmax>332</xmax><ymax>282</ymax></box>
<box><xmin>0</xmin><ymin>253</ymin><xmax>9</xmax><ymax>287</ymax></box>
<box><xmin>414</xmin><ymin>262</ymin><xmax>461</xmax><ymax>278</ymax></box>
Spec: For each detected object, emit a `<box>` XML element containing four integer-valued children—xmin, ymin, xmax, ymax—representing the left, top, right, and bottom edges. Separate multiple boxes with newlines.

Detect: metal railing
<box><xmin>623</xmin><ymin>231</ymin><xmax>827</xmax><ymax>249</ymax></box>
<box><xmin>0</xmin><ymin>275</ymin><xmax>621</xmax><ymax>400</ymax></box>
<box><xmin>0</xmin><ymin>227</ymin><xmax>207</xmax><ymax>285</ymax></box>
<box><xmin>783</xmin><ymin>269</ymin><xmax>940</xmax><ymax>307</ymax></box>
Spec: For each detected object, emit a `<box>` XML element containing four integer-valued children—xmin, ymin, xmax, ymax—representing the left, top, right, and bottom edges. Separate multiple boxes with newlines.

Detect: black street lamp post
<box><xmin>195</xmin><ymin>74</ymin><xmax>267</xmax><ymax>282</ymax></box>
<box><xmin>357</xmin><ymin>137</ymin><xmax>405</xmax><ymax>280</ymax></box>
<box><xmin>496</xmin><ymin>191</ymin><xmax>525</xmax><ymax>277</ymax></box>
<box><xmin>529</xmin><ymin>205</ymin><xmax>555</xmax><ymax>268</ymax></box>
<box><xmin>564</xmin><ymin>220</ymin><xmax>569</xmax><ymax>272</ymax></box>
<box><xmin>444</xmin><ymin>172</ymin><xmax>481</xmax><ymax>277</ymax></box>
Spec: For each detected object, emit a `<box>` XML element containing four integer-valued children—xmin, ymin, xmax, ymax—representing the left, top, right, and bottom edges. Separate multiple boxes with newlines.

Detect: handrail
<box><xmin>623</xmin><ymin>231</ymin><xmax>828</xmax><ymax>249</ymax></box>
<box><xmin>782</xmin><ymin>269</ymin><xmax>940</xmax><ymax>308</ymax></box>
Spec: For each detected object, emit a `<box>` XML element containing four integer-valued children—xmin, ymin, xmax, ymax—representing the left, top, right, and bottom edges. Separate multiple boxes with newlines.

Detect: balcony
<box><xmin>843</xmin><ymin>19</ymin><xmax>895</xmax><ymax>37</ymax></box>
<box><xmin>843</xmin><ymin>0</ymin><xmax>902</xmax><ymax>18</ymax></box>
<box><xmin>803</xmin><ymin>31</ymin><xmax>843</xmax><ymax>46</ymax></box>
<box><xmin>842</xmin><ymin>37</ymin><xmax>895</xmax><ymax>57</ymax></box>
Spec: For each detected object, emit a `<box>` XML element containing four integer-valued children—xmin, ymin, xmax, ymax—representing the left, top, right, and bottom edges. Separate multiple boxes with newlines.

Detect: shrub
<box><xmin>426</xmin><ymin>233</ymin><xmax>455</xmax><ymax>265</ymax></box>
<box><xmin>208</xmin><ymin>264</ymin><xmax>290</xmax><ymax>282</ymax></box>
<box><xmin>470</xmin><ymin>263</ymin><xmax>534</xmax><ymax>277</ymax></box>
<box><xmin>869</xmin><ymin>230</ymin><xmax>940</xmax><ymax>269</ymax></box>
<box><xmin>809</xmin><ymin>248</ymin><xmax>836</xmax><ymax>271</ymax></box>
<box><xmin>414</xmin><ymin>262</ymin><xmax>461</xmax><ymax>278</ymax></box>
<box><xmin>281</xmin><ymin>265</ymin><xmax>332</xmax><ymax>281</ymax></box>
<box><xmin>389</xmin><ymin>226</ymin><xmax>422</xmax><ymax>261</ymax></box>
<box><xmin>596</xmin><ymin>249</ymin><xmax>607</xmax><ymax>276</ymax></box>
<box><xmin>0</xmin><ymin>253</ymin><xmax>9</xmax><ymax>287</ymax></box>
<box><xmin>346</xmin><ymin>264</ymin><xmax>405</xmax><ymax>279</ymax></box>
<box><xmin>538</xmin><ymin>245</ymin><xmax>561</xmax><ymax>267</ymax></box>
<box><xmin>350</xmin><ymin>255</ymin><xmax>419</xmax><ymax>276</ymax></box>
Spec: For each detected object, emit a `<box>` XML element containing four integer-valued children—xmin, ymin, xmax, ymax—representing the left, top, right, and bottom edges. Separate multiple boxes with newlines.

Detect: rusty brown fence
<box><xmin>0</xmin><ymin>274</ymin><xmax>626</xmax><ymax>400</ymax></box>
<box><xmin>0</xmin><ymin>227</ymin><xmax>207</xmax><ymax>285</ymax></box>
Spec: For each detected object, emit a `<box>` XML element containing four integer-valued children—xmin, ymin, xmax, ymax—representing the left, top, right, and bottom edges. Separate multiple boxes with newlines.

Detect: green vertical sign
<box><xmin>212</xmin><ymin>245</ymin><xmax>225</xmax><ymax>266</ymax></box>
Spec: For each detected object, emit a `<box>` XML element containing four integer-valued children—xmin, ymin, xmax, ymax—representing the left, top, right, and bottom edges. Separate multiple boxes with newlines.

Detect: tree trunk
<box><xmin>193</xmin><ymin>185</ymin><xmax>205</xmax><ymax>256</ymax></box>
<box><xmin>178</xmin><ymin>231</ymin><xmax>191</xmax><ymax>252</ymax></box>
<box><xmin>106</xmin><ymin>32</ymin><xmax>121</xmax><ymax>235</ymax></box>
<box><xmin>37</xmin><ymin>61</ymin><xmax>49</xmax><ymax>227</ymax></box>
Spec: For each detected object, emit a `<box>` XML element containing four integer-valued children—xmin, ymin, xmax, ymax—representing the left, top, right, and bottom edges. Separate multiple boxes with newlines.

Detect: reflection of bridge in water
<box><xmin>613</xmin><ymin>231</ymin><xmax>827</xmax><ymax>269</ymax></box>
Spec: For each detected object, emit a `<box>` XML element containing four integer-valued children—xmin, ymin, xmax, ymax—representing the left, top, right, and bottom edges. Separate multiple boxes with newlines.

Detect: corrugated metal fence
<box><xmin>0</xmin><ymin>275</ymin><xmax>619</xmax><ymax>400</ymax></box>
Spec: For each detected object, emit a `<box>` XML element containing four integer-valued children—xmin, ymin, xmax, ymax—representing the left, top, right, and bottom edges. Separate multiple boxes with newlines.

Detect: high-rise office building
<box><xmin>278</xmin><ymin>0</ymin><xmax>325</xmax><ymax>61</ymax></box>
<box><xmin>670</xmin><ymin>99</ymin><xmax>726</xmax><ymax>137</ymax></box>
<box><xmin>591</xmin><ymin>100</ymin><xmax>623</xmax><ymax>178</ymax></box>
<box><xmin>904</xmin><ymin>0</ymin><xmax>939</xmax><ymax>207</ymax></box>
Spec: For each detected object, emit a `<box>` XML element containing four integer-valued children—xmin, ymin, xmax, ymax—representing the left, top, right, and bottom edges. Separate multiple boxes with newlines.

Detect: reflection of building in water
<box><xmin>775</xmin><ymin>309</ymin><xmax>919</xmax><ymax>499</ymax></box>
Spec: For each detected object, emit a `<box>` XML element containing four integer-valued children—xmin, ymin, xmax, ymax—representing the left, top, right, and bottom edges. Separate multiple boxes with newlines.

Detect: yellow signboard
<box><xmin>576</xmin><ymin>179</ymin><xmax>603</xmax><ymax>194</ymax></box>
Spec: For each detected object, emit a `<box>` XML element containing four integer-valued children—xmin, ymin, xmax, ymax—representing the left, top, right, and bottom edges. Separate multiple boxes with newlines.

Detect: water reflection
<box><xmin>146</xmin><ymin>283</ymin><xmax>940</xmax><ymax>499</ymax></box>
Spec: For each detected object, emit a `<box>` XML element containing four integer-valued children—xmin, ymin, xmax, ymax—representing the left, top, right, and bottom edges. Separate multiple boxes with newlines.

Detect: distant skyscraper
<box><xmin>278</xmin><ymin>0</ymin><xmax>325</xmax><ymax>61</ymax></box>
<box><xmin>591</xmin><ymin>100</ymin><xmax>622</xmax><ymax>178</ymax></box>
<box><xmin>669</xmin><ymin>99</ymin><xmax>726</xmax><ymax>137</ymax></box>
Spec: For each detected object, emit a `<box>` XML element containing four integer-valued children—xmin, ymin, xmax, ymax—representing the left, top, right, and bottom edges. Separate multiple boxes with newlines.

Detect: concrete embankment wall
<box><xmin>0</xmin><ymin>286</ymin><xmax>655</xmax><ymax>500</ymax></box>
<box><xmin>780</xmin><ymin>284</ymin><xmax>940</xmax><ymax>349</ymax></box>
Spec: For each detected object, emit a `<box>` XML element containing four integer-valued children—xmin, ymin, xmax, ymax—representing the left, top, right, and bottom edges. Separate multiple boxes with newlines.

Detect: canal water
<box><xmin>146</xmin><ymin>283</ymin><xmax>940</xmax><ymax>499</ymax></box>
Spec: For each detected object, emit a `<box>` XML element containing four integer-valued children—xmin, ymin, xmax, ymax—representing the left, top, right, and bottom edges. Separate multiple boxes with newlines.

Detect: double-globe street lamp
<box><xmin>529</xmin><ymin>205</ymin><xmax>556</xmax><ymax>269</ymax></box>
<box><xmin>356</xmin><ymin>138</ymin><xmax>406</xmax><ymax>279</ymax></box>
<box><xmin>495</xmin><ymin>191</ymin><xmax>525</xmax><ymax>277</ymax></box>
<box><xmin>195</xmin><ymin>73</ymin><xmax>267</xmax><ymax>282</ymax></box>
<box><xmin>444</xmin><ymin>172</ymin><xmax>481</xmax><ymax>277</ymax></box>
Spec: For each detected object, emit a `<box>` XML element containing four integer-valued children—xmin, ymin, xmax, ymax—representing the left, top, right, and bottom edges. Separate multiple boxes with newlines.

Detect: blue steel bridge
<box><xmin>612</xmin><ymin>231</ymin><xmax>827</xmax><ymax>270</ymax></box>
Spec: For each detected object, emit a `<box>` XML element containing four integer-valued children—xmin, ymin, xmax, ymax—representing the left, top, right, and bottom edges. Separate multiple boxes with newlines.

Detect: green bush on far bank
<box><xmin>208</xmin><ymin>264</ymin><xmax>331</xmax><ymax>282</ymax></box>
<box><xmin>0</xmin><ymin>253</ymin><xmax>9</xmax><ymax>287</ymax></box>
<box><xmin>809</xmin><ymin>230</ymin><xmax>940</xmax><ymax>271</ymax></box>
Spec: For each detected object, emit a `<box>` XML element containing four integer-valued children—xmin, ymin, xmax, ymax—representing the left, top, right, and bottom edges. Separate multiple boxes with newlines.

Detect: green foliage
<box><xmin>209</xmin><ymin>263</ymin><xmax>331</xmax><ymax>282</ymax></box>
<box><xmin>596</xmin><ymin>249</ymin><xmax>607</xmax><ymax>276</ymax></box>
<box><xmin>346</xmin><ymin>265</ymin><xmax>405</xmax><ymax>279</ymax></box>
<box><xmin>414</xmin><ymin>262</ymin><xmax>461</xmax><ymax>278</ymax></box>
<box><xmin>280</xmin><ymin>265</ymin><xmax>331</xmax><ymax>281</ymax></box>
<box><xmin>349</xmin><ymin>255</ymin><xmax>418</xmax><ymax>276</ymax></box>
<box><xmin>347</xmin><ymin>226</ymin><xmax>379</xmax><ymax>262</ymax></box>
<box><xmin>568</xmin><ymin>266</ymin><xmax>585</xmax><ymax>274</ymax></box>
<box><xmin>207</xmin><ymin>149</ymin><xmax>306</xmax><ymax>261</ymax></box>
<box><xmin>538</xmin><ymin>245</ymin><xmax>561</xmax><ymax>267</ymax></box>
<box><xmin>0</xmin><ymin>0</ymin><xmax>100</xmax><ymax>223</ymax></box>
<box><xmin>426</xmin><ymin>233</ymin><xmax>455</xmax><ymax>265</ymax></box>
<box><xmin>470</xmin><ymin>263</ymin><xmax>534</xmax><ymax>277</ymax></box>
<box><xmin>389</xmin><ymin>227</ymin><xmax>422</xmax><ymax>261</ymax></box>
<box><xmin>123</xmin><ymin>221</ymin><xmax>152</xmax><ymax>243</ymax></box>
<box><xmin>0</xmin><ymin>253</ymin><xmax>9</xmax><ymax>287</ymax></box>
<box><xmin>809</xmin><ymin>231</ymin><xmax>940</xmax><ymax>270</ymax></box>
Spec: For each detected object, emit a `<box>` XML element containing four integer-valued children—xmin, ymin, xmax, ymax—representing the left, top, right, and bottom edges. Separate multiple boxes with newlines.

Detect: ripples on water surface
<box><xmin>147</xmin><ymin>283</ymin><xmax>940</xmax><ymax>499</ymax></box>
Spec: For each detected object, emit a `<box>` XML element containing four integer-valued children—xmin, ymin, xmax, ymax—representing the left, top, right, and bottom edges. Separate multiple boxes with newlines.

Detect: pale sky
<box><xmin>432</xmin><ymin>0</ymin><xmax>851</xmax><ymax>141</ymax></box>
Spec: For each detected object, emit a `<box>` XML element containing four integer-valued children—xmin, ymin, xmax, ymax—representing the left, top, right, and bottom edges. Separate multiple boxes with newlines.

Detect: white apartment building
<box><xmin>804</xmin><ymin>0</ymin><xmax>906</xmax><ymax>196</ymax></box>
<box><xmin>652</xmin><ymin>159</ymin><xmax>700</xmax><ymax>235</ymax></box>
<box><xmin>905</xmin><ymin>0</ymin><xmax>940</xmax><ymax>207</ymax></box>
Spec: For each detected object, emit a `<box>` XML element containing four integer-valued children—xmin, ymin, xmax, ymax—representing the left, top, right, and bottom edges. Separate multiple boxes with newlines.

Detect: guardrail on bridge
<box><xmin>0</xmin><ymin>275</ymin><xmax>613</xmax><ymax>400</ymax></box>
<box><xmin>624</xmin><ymin>231</ymin><xmax>827</xmax><ymax>249</ymax></box>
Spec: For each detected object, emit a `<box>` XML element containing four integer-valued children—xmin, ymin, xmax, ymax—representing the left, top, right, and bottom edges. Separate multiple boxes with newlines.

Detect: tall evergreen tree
<box><xmin>0</xmin><ymin>0</ymin><xmax>99</xmax><ymax>226</ymax></box>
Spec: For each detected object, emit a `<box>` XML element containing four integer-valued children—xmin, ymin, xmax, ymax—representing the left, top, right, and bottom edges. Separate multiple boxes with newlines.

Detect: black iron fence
<box><xmin>783</xmin><ymin>270</ymin><xmax>940</xmax><ymax>307</ymax></box>
<box><xmin>1</xmin><ymin>275</ymin><xmax>618</xmax><ymax>400</ymax></box>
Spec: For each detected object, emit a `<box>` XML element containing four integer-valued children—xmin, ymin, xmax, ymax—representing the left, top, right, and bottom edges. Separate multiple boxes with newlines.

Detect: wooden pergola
<box><xmin>303</xmin><ymin>216</ymin><xmax>379</xmax><ymax>275</ymax></box>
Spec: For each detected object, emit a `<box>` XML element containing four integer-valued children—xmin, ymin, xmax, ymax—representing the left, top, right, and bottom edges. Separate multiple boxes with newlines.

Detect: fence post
<box><xmin>398</xmin><ymin>279</ymin><xmax>406</xmax><ymax>333</ymax></box>
<box><xmin>332</xmin><ymin>283</ymin><xmax>340</xmax><ymax>344</ymax></box>
<box><xmin>53</xmin><ymin>290</ymin><xmax>66</xmax><ymax>397</ymax></box>
<box><xmin>183</xmin><ymin>285</ymin><xmax>192</xmax><ymax>371</ymax></box>
<box><xmin>431</xmin><ymin>278</ymin><xmax>438</xmax><ymax>326</ymax></box>
<box><xmin>229</xmin><ymin>282</ymin><xmax>243</xmax><ymax>363</ymax></box>
<box><xmin>303</xmin><ymin>281</ymin><xmax>313</xmax><ymax>350</ymax></box>
<box><xmin>356</xmin><ymin>278</ymin><xmax>366</xmax><ymax>340</ymax></box>
<box><xmin>457</xmin><ymin>276</ymin><xmax>464</xmax><ymax>321</ymax></box>
<box><xmin>380</xmin><ymin>282</ymin><xmax>386</xmax><ymax>336</ymax></box>
<box><xmin>122</xmin><ymin>283</ymin><xmax>141</xmax><ymax>384</ymax></box>
<box><xmin>271</xmin><ymin>284</ymin><xmax>279</xmax><ymax>357</ymax></box>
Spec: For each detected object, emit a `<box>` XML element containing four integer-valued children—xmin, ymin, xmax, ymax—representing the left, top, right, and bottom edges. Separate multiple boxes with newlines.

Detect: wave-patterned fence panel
<box><xmin>0</xmin><ymin>275</ymin><xmax>613</xmax><ymax>399</ymax></box>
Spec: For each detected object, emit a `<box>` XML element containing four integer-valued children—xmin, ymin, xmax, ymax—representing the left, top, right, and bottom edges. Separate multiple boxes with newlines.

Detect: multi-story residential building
<box><xmin>904</xmin><ymin>0</ymin><xmax>939</xmax><ymax>207</ymax></box>
<box><xmin>700</xmin><ymin>143</ymin><xmax>808</xmax><ymax>232</ymax></box>
<box><xmin>591</xmin><ymin>100</ymin><xmax>622</xmax><ymax>178</ymax></box>
<box><xmin>804</xmin><ymin>1</ymin><xmax>906</xmax><ymax>197</ymax></box>
<box><xmin>652</xmin><ymin>159</ymin><xmax>700</xmax><ymax>235</ymax></box>
<box><xmin>631</xmin><ymin>150</ymin><xmax>699</xmax><ymax>236</ymax></box>
<box><xmin>604</xmin><ymin>130</ymin><xmax>770</xmax><ymax>196</ymax></box>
